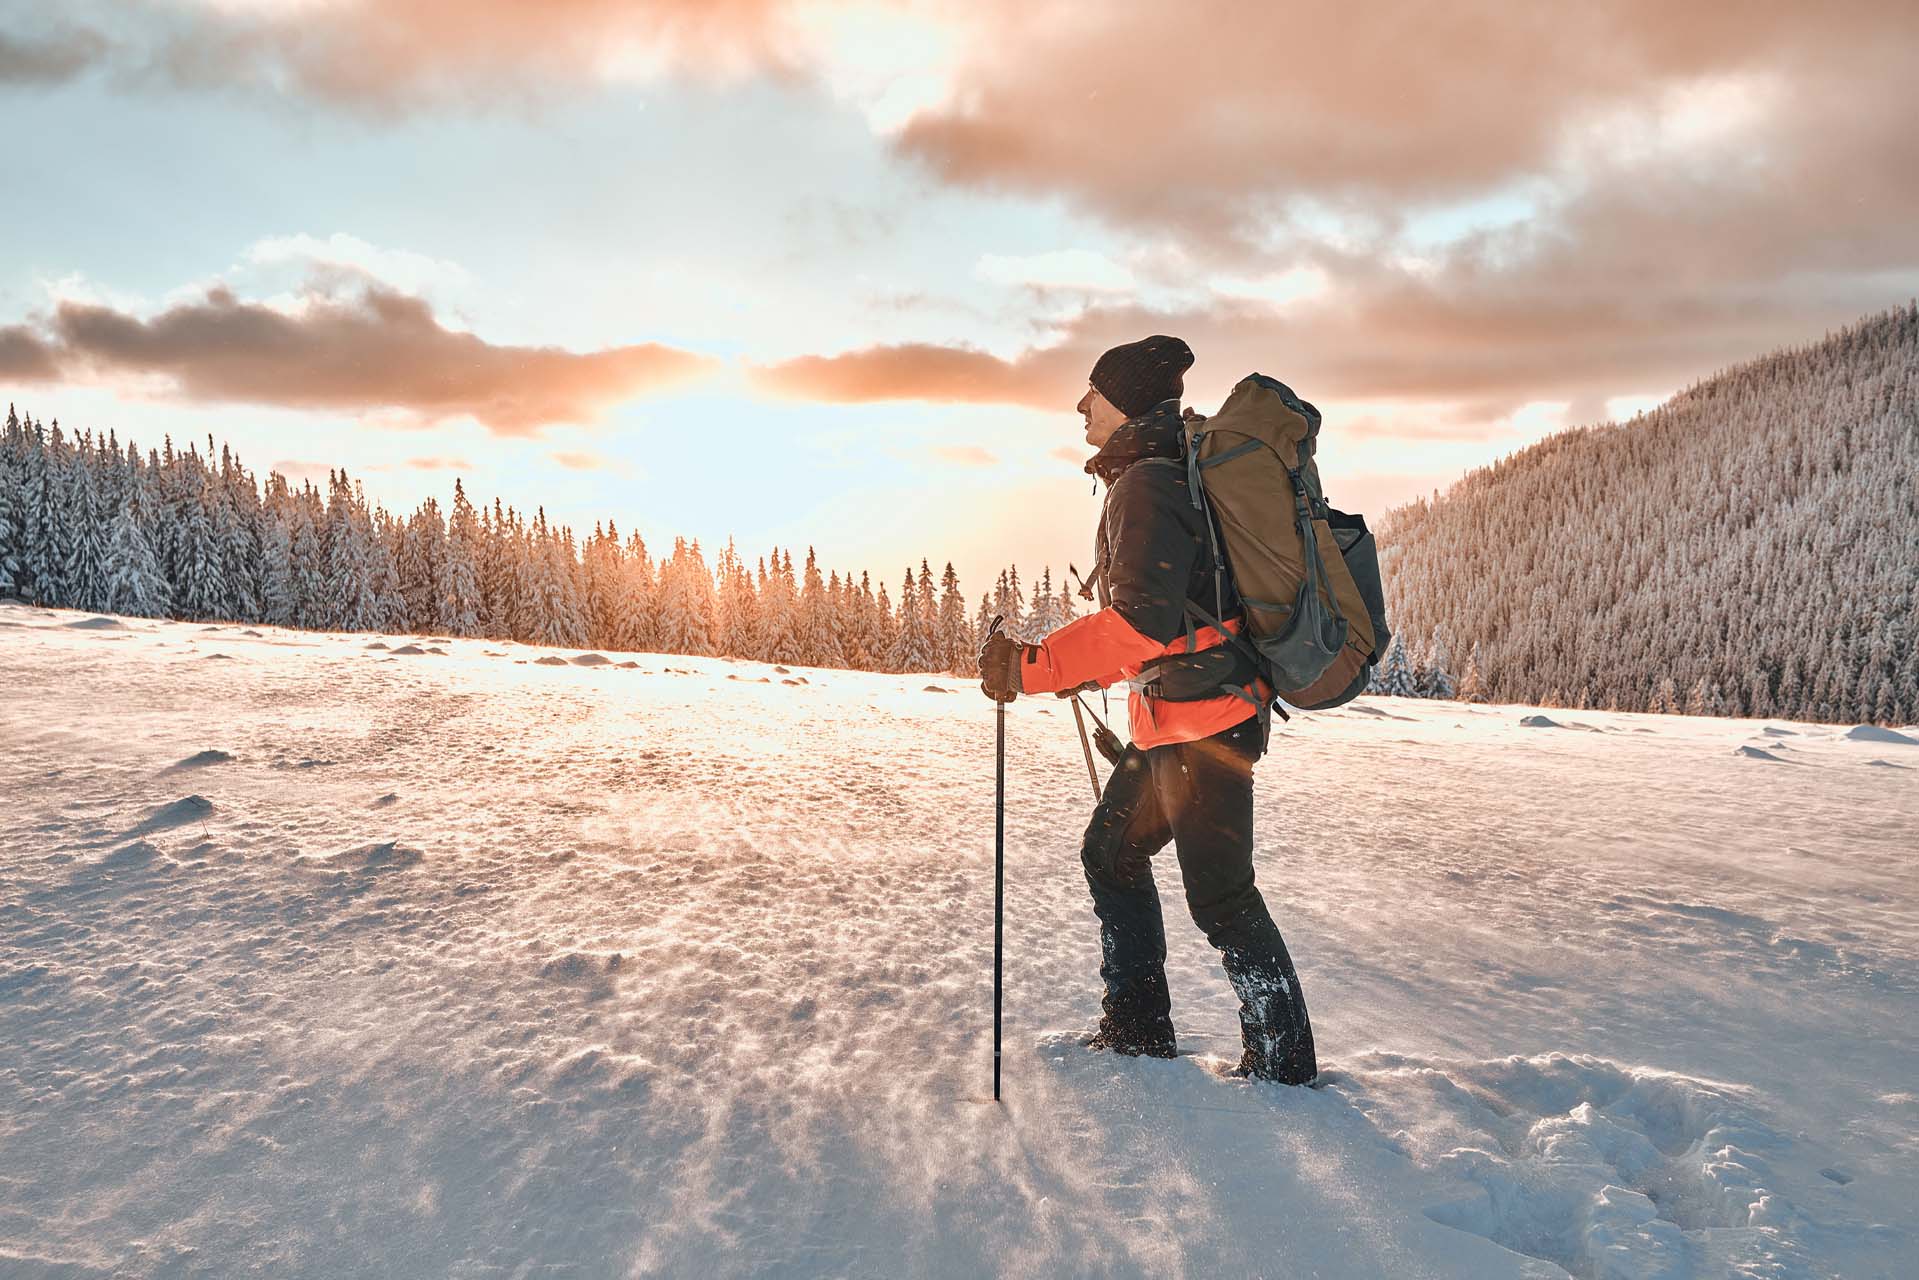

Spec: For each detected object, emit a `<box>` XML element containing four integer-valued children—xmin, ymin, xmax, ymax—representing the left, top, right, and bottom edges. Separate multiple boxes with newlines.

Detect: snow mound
<box><xmin>127</xmin><ymin>794</ymin><xmax>213</xmax><ymax>835</ymax></box>
<box><xmin>1845</xmin><ymin>724</ymin><xmax>1917</xmax><ymax>746</ymax></box>
<box><xmin>773</xmin><ymin>665</ymin><xmax>791</xmax><ymax>673</ymax></box>
<box><xmin>94</xmin><ymin>840</ymin><xmax>172</xmax><ymax>871</ymax></box>
<box><xmin>538</xmin><ymin>950</ymin><xmax>625</xmax><ymax>1000</ymax></box>
<box><xmin>424</xmin><ymin>645</ymin><xmax>448</xmax><ymax>655</ymax></box>
<box><xmin>371</xmin><ymin>792</ymin><xmax>399</xmax><ymax>806</ymax></box>
<box><xmin>1346</xmin><ymin>703</ymin><xmax>1416</xmax><ymax>720</ymax></box>
<box><xmin>296</xmin><ymin>840</ymin><xmax>423</xmax><ymax>872</ymax></box>
<box><xmin>65</xmin><ymin>616</ymin><xmax>125</xmax><ymax>630</ymax></box>
<box><xmin>1865</xmin><ymin>759</ymin><xmax>1908</xmax><ymax>769</ymax></box>
<box><xmin>1519</xmin><ymin>714</ymin><xmax>1565</xmax><ymax>728</ymax></box>
<box><xmin>535</xmin><ymin>656</ymin><xmax>569</xmax><ymax>667</ymax></box>
<box><xmin>167</xmin><ymin>749</ymin><xmax>233</xmax><ymax>771</ymax></box>
<box><xmin>616</xmin><ymin>661</ymin><xmax>640</xmax><ymax>669</ymax></box>
<box><xmin>570</xmin><ymin>652</ymin><xmax>611</xmax><ymax>666</ymax></box>
<box><xmin>364</xmin><ymin>640</ymin><xmax>389</xmax><ymax>650</ymax></box>
<box><xmin>1761</xmin><ymin>726</ymin><xmax>1798</xmax><ymax>737</ymax></box>
<box><xmin>1735</xmin><ymin>745</ymin><xmax>1791</xmax><ymax>763</ymax></box>
<box><xmin>923</xmin><ymin>685</ymin><xmax>950</xmax><ymax>693</ymax></box>
<box><xmin>200</xmin><ymin>652</ymin><xmax>234</xmax><ymax>660</ymax></box>
<box><xmin>1335</xmin><ymin>1051</ymin><xmax>1802</xmax><ymax>1279</ymax></box>
<box><xmin>388</xmin><ymin>644</ymin><xmax>427</xmax><ymax>655</ymax></box>
<box><xmin>240</xmin><ymin>628</ymin><xmax>263</xmax><ymax>636</ymax></box>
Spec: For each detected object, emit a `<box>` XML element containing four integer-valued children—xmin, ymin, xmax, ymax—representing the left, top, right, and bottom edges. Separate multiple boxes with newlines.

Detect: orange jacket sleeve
<box><xmin>1018</xmin><ymin>606</ymin><xmax>1165</xmax><ymax>695</ymax></box>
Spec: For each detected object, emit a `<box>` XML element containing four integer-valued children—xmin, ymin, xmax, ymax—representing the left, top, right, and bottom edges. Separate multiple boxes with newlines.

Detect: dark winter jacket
<box><xmin>1019</xmin><ymin>399</ymin><xmax>1270</xmax><ymax>748</ymax></box>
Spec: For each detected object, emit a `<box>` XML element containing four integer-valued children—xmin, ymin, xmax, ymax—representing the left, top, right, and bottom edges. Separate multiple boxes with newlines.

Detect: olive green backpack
<box><xmin>1179</xmin><ymin>374</ymin><xmax>1391</xmax><ymax>711</ymax></box>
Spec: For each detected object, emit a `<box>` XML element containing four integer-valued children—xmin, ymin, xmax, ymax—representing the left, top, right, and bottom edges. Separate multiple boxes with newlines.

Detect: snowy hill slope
<box><xmin>1374</xmin><ymin>302</ymin><xmax>1919</xmax><ymax>723</ymax></box>
<box><xmin>3</xmin><ymin>602</ymin><xmax>1915</xmax><ymax>1278</ymax></box>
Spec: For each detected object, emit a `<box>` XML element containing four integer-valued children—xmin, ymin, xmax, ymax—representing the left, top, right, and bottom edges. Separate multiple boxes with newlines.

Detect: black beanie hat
<box><xmin>1089</xmin><ymin>334</ymin><xmax>1194</xmax><ymax>419</ymax></box>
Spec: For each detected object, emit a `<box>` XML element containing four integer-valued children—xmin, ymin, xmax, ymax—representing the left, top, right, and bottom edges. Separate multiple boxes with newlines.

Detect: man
<box><xmin>979</xmin><ymin>335</ymin><xmax>1317</xmax><ymax>1086</ymax></box>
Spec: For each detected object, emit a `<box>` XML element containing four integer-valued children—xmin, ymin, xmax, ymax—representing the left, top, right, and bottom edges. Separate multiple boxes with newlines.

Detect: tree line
<box><xmin>0</xmin><ymin>406</ymin><xmax>1086</xmax><ymax>676</ymax></box>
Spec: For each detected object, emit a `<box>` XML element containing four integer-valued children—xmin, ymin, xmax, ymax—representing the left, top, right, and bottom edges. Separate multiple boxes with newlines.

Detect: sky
<box><xmin>3</xmin><ymin>0</ymin><xmax>1916</xmax><ymax>601</ymax></box>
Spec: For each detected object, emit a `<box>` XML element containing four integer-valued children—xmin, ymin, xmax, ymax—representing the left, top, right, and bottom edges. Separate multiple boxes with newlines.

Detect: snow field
<box><xmin>2</xmin><ymin>602</ymin><xmax>1915</xmax><ymax>1278</ymax></box>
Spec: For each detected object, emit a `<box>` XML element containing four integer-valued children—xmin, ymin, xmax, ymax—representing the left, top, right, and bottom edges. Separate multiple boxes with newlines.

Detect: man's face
<box><xmin>1077</xmin><ymin>385</ymin><xmax>1128</xmax><ymax>448</ymax></box>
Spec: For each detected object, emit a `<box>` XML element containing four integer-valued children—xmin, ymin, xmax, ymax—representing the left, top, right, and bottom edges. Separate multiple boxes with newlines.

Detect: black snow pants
<box><xmin>1079</xmin><ymin>713</ymin><xmax>1316</xmax><ymax>1076</ymax></box>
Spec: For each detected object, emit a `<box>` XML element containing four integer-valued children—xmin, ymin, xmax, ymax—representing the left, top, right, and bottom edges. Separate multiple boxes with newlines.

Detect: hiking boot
<box><xmin>1082</xmin><ymin>1016</ymin><xmax>1177</xmax><ymax>1059</ymax></box>
<box><xmin>1227</xmin><ymin>1043</ymin><xmax>1316</xmax><ymax>1086</ymax></box>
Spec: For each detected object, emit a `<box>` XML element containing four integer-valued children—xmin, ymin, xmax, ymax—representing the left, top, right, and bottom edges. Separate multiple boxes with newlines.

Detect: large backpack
<box><xmin>1177</xmin><ymin>374</ymin><xmax>1391</xmax><ymax>712</ymax></box>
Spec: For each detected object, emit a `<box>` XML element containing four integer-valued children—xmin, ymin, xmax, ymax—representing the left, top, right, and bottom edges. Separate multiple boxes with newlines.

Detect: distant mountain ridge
<box><xmin>1372</xmin><ymin>302</ymin><xmax>1918</xmax><ymax>723</ymax></box>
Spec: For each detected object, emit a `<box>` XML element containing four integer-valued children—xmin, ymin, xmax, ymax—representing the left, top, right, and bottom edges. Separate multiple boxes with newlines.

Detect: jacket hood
<box><xmin>1084</xmin><ymin>398</ymin><xmax>1185</xmax><ymax>486</ymax></box>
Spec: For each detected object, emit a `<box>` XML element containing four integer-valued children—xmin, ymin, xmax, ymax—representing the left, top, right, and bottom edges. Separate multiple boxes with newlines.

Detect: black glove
<box><xmin>1091</xmin><ymin>721</ymin><xmax>1126</xmax><ymax>766</ymax></box>
<box><xmin>978</xmin><ymin>629</ymin><xmax>1026</xmax><ymax>703</ymax></box>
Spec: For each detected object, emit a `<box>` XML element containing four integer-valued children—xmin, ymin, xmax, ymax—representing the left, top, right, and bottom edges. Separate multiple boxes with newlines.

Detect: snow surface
<box><xmin>3</xmin><ymin>602</ymin><xmax>1915</xmax><ymax>1279</ymax></box>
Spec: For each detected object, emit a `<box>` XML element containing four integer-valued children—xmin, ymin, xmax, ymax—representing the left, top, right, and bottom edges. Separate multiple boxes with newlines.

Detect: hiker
<box><xmin>978</xmin><ymin>335</ymin><xmax>1317</xmax><ymax>1085</ymax></box>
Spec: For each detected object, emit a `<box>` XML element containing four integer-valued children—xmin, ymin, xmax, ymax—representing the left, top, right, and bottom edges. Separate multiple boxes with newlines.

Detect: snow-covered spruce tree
<box><xmin>869</xmin><ymin>581</ymin><xmax>896</xmax><ymax>671</ymax></box>
<box><xmin>1456</xmin><ymin>640</ymin><xmax>1485</xmax><ymax>703</ymax></box>
<box><xmin>371</xmin><ymin>510</ymin><xmax>409</xmax><ymax>633</ymax></box>
<box><xmin>0</xmin><ymin>411</ymin><xmax>19</xmax><ymax>598</ymax></box>
<box><xmin>938</xmin><ymin>561</ymin><xmax>971</xmax><ymax>675</ymax></box>
<box><xmin>916</xmin><ymin>560</ymin><xmax>938</xmax><ymax>660</ymax></box>
<box><xmin>890</xmin><ymin>566</ymin><xmax>938</xmax><ymax>672</ymax></box>
<box><xmin>443</xmin><ymin>479</ymin><xmax>484</xmax><ymax>637</ymax></box>
<box><xmin>214</xmin><ymin>442</ymin><xmax>262</xmax><ymax>622</ymax></box>
<box><xmin>102</xmin><ymin>470</ymin><xmax>170</xmax><ymax>618</ymax></box>
<box><xmin>1374</xmin><ymin>632</ymin><xmax>1418</xmax><ymax>697</ymax></box>
<box><xmin>612</xmin><ymin>530</ymin><xmax>654</xmax><ymax>652</ymax></box>
<box><xmin>996</xmin><ymin>566</ymin><xmax>1030</xmax><ymax>641</ymax></box>
<box><xmin>710</xmin><ymin>538</ymin><xmax>751</xmax><ymax>659</ymax></box>
<box><xmin>753</xmin><ymin>547</ymin><xmax>800</xmax><ymax>665</ymax></box>
<box><xmin>174</xmin><ymin>457</ymin><xmax>228</xmax><ymax>621</ymax></box>
<box><xmin>1419</xmin><ymin>625</ymin><xmax>1457</xmax><ymax>700</ymax></box>
<box><xmin>18</xmin><ymin>420</ymin><xmax>67</xmax><ymax>607</ymax></box>
<box><xmin>257</xmin><ymin>502</ymin><xmax>296</xmax><ymax>628</ymax></box>
<box><xmin>60</xmin><ymin>435</ymin><xmax>110</xmax><ymax>613</ymax></box>
<box><xmin>399</xmin><ymin>498</ymin><xmax>447</xmax><ymax>633</ymax></box>
<box><xmin>652</xmin><ymin>536</ymin><xmax>715</xmax><ymax>656</ymax></box>
<box><xmin>1025</xmin><ymin>567</ymin><xmax>1062</xmax><ymax>640</ymax></box>
<box><xmin>835</xmin><ymin>569</ymin><xmax>871</xmax><ymax>670</ymax></box>
<box><xmin>797</xmin><ymin>546</ymin><xmax>842</xmax><ymax>667</ymax></box>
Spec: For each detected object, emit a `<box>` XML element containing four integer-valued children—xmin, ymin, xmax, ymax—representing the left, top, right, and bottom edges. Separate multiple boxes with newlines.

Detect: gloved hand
<box><xmin>979</xmin><ymin>628</ymin><xmax>1027</xmax><ymax>703</ymax></box>
<box><xmin>1091</xmin><ymin>720</ymin><xmax>1126</xmax><ymax>766</ymax></box>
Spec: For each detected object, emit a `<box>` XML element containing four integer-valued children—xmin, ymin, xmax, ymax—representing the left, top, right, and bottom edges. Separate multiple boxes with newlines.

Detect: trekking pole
<box><xmin>1070</xmin><ymin>698</ymin><xmax>1101</xmax><ymax>800</ymax></box>
<box><xmin>987</xmin><ymin>614</ymin><xmax>1007</xmax><ymax>1103</ymax></box>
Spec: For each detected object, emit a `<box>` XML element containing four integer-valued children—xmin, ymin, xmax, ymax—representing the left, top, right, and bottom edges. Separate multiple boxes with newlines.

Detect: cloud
<box><xmin>8</xmin><ymin>277</ymin><xmax>716</xmax><ymax>434</ymax></box>
<box><xmin>403</xmin><ymin>456</ymin><xmax>475</xmax><ymax>471</ymax></box>
<box><xmin>0</xmin><ymin>325</ymin><xmax>62</xmax><ymax>380</ymax></box>
<box><xmin>0</xmin><ymin>26</ymin><xmax>109</xmax><ymax>85</ymax></box>
<box><xmin>930</xmin><ymin>444</ymin><xmax>996</xmax><ymax>467</ymax></box>
<box><xmin>549</xmin><ymin>450</ymin><xmax>602</xmax><ymax>469</ymax></box>
<box><xmin>894</xmin><ymin>2</ymin><xmax>1915</xmax><ymax>244</ymax></box>
<box><xmin>748</xmin><ymin>341</ymin><xmax>1086</xmax><ymax>409</ymax></box>
<box><xmin>121</xmin><ymin>0</ymin><xmax>810</xmax><ymax>113</ymax></box>
<box><xmin>865</xmin><ymin>1</ymin><xmax>1919</xmax><ymax>415</ymax></box>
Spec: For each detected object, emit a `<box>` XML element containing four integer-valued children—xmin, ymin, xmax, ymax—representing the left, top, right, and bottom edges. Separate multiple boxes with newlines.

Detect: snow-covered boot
<box><xmin>1226</xmin><ymin>1040</ymin><xmax>1316</xmax><ymax>1085</ymax></box>
<box><xmin>1214</xmin><ymin>909</ymin><xmax>1317</xmax><ymax>1085</ymax></box>
<box><xmin>1081</xmin><ymin>1015</ymin><xmax>1177</xmax><ymax>1059</ymax></box>
<box><xmin>1083</xmin><ymin>969</ymin><xmax>1176</xmax><ymax>1057</ymax></box>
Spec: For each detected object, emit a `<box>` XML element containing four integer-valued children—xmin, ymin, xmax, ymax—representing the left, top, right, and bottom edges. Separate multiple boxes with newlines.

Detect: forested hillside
<box><xmin>1373</xmin><ymin>303</ymin><xmax>1919</xmax><ymax>724</ymax></box>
